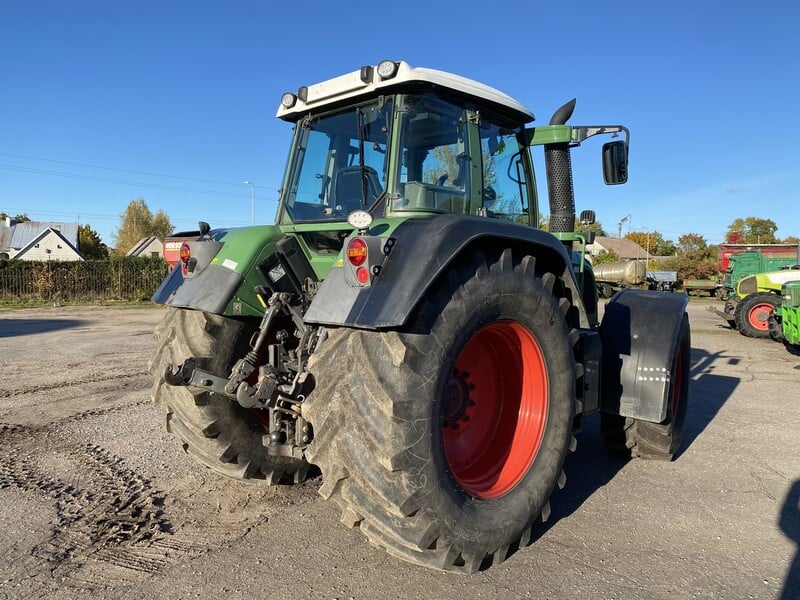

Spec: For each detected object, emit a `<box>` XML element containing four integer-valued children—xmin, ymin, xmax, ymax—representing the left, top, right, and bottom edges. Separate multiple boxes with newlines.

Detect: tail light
<box><xmin>179</xmin><ymin>243</ymin><xmax>191</xmax><ymax>265</ymax></box>
<box><xmin>343</xmin><ymin>235</ymin><xmax>393</xmax><ymax>287</ymax></box>
<box><xmin>347</xmin><ymin>237</ymin><xmax>368</xmax><ymax>266</ymax></box>
<box><xmin>179</xmin><ymin>243</ymin><xmax>191</xmax><ymax>275</ymax></box>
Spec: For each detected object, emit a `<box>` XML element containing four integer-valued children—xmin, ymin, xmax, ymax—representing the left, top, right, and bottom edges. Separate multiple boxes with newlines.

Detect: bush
<box><xmin>0</xmin><ymin>257</ymin><xmax>170</xmax><ymax>302</ymax></box>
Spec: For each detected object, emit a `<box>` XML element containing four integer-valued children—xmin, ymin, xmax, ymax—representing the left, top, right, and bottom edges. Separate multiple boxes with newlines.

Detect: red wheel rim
<box><xmin>442</xmin><ymin>321</ymin><xmax>547</xmax><ymax>500</ymax></box>
<box><xmin>747</xmin><ymin>303</ymin><xmax>774</xmax><ymax>331</ymax></box>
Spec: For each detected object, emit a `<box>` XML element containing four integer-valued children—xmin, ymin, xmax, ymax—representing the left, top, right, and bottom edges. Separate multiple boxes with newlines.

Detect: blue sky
<box><xmin>2</xmin><ymin>1</ymin><xmax>799</xmax><ymax>247</ymax></box>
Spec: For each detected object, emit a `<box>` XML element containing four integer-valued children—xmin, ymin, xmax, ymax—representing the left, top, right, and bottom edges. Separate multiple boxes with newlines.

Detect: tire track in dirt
<box><xmin>0</xmin><ymin>398</ymin><xmax>311</xmax><ymax>596</ymax></box>
<box><xmin>0</xmin><ymin>368</ymin><xmax>150</xmax><ymax>399</ymax></box>
<box><xmin>0</xmin><ymin>405</ymin><xmax>197</xmax><ymax>596</ymax></box>
<box><xmin>0</xmin><ymin>424</ymin><xmax>171</xmax><ymax>580</ymax></box>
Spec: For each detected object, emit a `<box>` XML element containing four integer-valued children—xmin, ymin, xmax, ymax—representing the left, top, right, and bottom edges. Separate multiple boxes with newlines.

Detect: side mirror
<box><xmin>602</xmin><ymin>140</ymin><xmax>628</xmax><ymax>185</ymax></box>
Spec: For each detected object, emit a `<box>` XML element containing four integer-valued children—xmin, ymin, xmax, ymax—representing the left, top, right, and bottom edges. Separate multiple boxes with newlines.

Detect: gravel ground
<box><xmin>0</xmin><ymin>301</ymin><xmax>798</xmax><ymax>599</ymax></box>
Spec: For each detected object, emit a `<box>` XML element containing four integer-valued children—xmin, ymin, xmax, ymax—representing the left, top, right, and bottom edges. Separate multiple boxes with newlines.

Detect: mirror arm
<box><xmin>572</xmin><ymin>125</ymin><xmax>630</xmax><ymax>146</ymax></box>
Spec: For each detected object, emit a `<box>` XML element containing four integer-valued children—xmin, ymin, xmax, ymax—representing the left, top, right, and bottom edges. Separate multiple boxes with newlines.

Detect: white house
<box><xmin>0</xmin><ymin>219</ymin><xmax>83</xmax><ymax>261</ymax></box>
<box><xmin>586</xmin><ymin>235</ymin><xmax>649</xmax><ymax>262</ymax></box>
<box><xmin>126</xmin><ymin>236</ymin><xmax>164</xmax><ymax>259</ymax></box>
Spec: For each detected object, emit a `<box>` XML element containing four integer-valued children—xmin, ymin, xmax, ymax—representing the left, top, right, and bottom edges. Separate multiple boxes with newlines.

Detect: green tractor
<box><xmin>150</xmin><ymin>60</ymin><xmax>691</xmax><ymax>572</ymax></box>
<box><xmin>720</xmin><ymin>262</ymin><xmax>800</xmax><ymax>338</ymax></box>
<box><xmin>769</xmin><ymin>280</ymin><xmax>800</xmax><ymax>347</ymax></box>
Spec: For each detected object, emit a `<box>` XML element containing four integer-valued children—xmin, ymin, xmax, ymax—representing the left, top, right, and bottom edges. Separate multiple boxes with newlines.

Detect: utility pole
<box><xmin>244</xmin><ymin>180</ymin><xmax>256</xmax><ymax>225</ymax></box>
<box><xmin>618</xmin><ymin>214</ymin><xmax>631</xmax><ymax>259</ymax></box>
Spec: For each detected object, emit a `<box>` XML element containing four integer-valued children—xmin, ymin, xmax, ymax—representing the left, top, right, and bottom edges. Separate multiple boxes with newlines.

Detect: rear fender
<box><xmin>152</xmin><ymin>225</ymin><xmax>290</xmax><ymax>316</ymax></box>
<box><xmin>303</xmin><ymin>213</ymin><xmax>586</xmax><ymax>330</ymax></box>
<box><xmin>599</xmin><ymin>289</ymin><xmax>689</xmax><ymax>423</ymax></box>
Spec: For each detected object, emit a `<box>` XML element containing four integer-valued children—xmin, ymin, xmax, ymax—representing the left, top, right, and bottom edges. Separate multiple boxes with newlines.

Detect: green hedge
<box><xmin>0</xmin><ymin>257</ymin><xmax>171</xmax><ymax>301</ymax></box>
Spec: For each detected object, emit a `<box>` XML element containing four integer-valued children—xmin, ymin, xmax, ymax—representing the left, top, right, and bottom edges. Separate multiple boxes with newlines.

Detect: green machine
<box><xmin>770</xmin><ymin>280</ymin><xmax>800</xmax><ymax>347</ymax></box>
<box><xmin>150</xmin><ymin>60</ymin><xmax>691</xmax><ymax>572</ymax></box>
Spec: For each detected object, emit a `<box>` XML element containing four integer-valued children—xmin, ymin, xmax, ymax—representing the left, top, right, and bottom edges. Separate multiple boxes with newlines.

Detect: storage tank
<box><xmin>593</xmin><ymin>260</ymin><xmax>646</xmax><ymax>285</ymax></box>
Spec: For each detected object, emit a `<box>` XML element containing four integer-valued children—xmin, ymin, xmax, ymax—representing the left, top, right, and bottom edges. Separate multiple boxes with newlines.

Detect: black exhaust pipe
<box><xmin>545</xmin><ymin>99</ymin><xmax>576</xmax><ymax>236</ymax></box>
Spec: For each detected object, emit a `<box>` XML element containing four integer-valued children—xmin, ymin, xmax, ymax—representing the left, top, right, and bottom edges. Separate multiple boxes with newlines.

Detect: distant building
<box><xmin>0</xmin><ymin>218</ymin><xmax>83</xmax><ymax>261</ymax></box>
<box><xmin>125</xmin><ymin>236</ymin><xmax>164</xmax><ymax>259</ymax></box>
<box><xmin>586</xmin><ymin>236</ymin><xmax>649</xmax><ymax>262</ymax></box>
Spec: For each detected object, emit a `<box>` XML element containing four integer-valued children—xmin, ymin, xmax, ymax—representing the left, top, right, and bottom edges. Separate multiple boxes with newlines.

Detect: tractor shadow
<box><xmin>780</xmin><ymin>479</ymin><xmax>800</xmax><ymax>600</ymax></box>
<box><xmin>527</xmin><ymin>347</ymin><xmax>739</xmax><ymax>549</ymax></box>
<box><xmin>784</xmin><ymin>343</ymin><xmax>800</xmax><ymax>357</ymax></box>
<box><xmin>0</xmin><ymin>318</ymin><xmax>87</xmax><ymax>338</ymax></box>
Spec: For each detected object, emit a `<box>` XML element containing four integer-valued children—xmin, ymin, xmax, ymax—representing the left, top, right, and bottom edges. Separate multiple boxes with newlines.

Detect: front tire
<box><xmin>601</xmin><ymin>314</ymin><xmax>691</xmax><ymax>460</ymax></box>
<box><xmin>149</xmin><ymin>307</ymin><xmax>309</xmax><ymax>484</ymax></box>
<box><xmin>734</xmin><ymin>293</ymin><xmax>781</xmax><ymax>338</ymax></box>
<box><xmin>303</xmin><ymin>249</ymin><xmax>578</xmax><ymax>572</ymax></box>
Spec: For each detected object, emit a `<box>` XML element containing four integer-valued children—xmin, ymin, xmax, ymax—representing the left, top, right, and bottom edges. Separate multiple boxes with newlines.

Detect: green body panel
<box><xmin>207</xmin><ymin>225</ymin><xmax>288</xmax><ymax>317</ymax></box>
<box><xmin>781</xmin><ymin>281</ymin><xmax>800</xmax><ymax>346</ymax></box>
<box><xmin>551</xmin><ymin>231</ymin><xmax>598</xmax><ymax>327</ymax></box>
<box><xmin>525</xmin><ymin>125</ymin><xmax>573</xmax><ymax>146</ymax></box>
<box><xmin>212</xmin><ymin>219</ymin><xmax>410</xmax><ymax>317</ymax></box>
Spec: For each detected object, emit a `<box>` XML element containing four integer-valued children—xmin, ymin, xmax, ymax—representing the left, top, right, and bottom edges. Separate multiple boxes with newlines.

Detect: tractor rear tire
<box><xmin>149</xmin><ymin>307</ymin><xmax>309</xmax><ymax>484</ymax></box>
<box><xmin>601</xmin><ymin>314</ymin><xmax>690</xmax><ymax>460</ymax></box>
<box><xmin>734</xmin><ymin>293</ymin><xmax>780</xmax><ymax>338</ymax></box>
<box><xmin>303</xmin><ymin>249</ymin><xmax>578</xmax><ymax>572</ymax></box>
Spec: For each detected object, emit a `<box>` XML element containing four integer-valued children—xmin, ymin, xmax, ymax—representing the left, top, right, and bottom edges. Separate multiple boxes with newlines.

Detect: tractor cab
<box><xmin>275</xmin><ymin>60</ymin><xmax>539</xmax><ymax>227</ymax></box>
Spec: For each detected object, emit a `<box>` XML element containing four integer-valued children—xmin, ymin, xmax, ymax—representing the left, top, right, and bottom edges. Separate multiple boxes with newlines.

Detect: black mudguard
<box><xmin>303</xmin><ymin>214</ymin><xmax>583</xmax><ymax>330</ymax></box>
<box><xmin>151</xmin><ymin>263</ymin><xmax>243</xmax><ymax>314</ymax></box>
<box><xmin>599</xmin><ymin>289</ymin><xmax>689</xmax><ymax>423</ymax></box>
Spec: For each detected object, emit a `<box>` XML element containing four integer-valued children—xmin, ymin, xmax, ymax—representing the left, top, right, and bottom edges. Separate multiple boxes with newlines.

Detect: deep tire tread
<box><xmin>304</xmin><ymin>250</ymin><xmax>580</xmax><ymax>572</ymax></box>
<box><xmin>150</xmin><ymin>307</ymin><xmax>308</xmax><ymax>484</ymax></box>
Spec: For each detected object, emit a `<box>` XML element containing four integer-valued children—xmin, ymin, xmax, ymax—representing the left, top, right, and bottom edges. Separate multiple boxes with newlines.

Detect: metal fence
<box><xmin>0</xmin><ymin>257</ymin><xmax>171</xmax><ymax>302</ymax></box>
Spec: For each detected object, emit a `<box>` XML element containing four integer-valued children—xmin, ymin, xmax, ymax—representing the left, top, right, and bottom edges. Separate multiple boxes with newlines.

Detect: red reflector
<box><xmin>347</xmin><ymin>237</ymin><xmax>368</xmax><ymax>266</ymax></box>
<box><xmin>356</xmin><ymin>267</ymin><xmax>370</xmax><ymax>284</ymax></box>
<box><xmin>179</xmin><ymin>242</ymin><xmax>191</xmax><ymax>265</ymax></box>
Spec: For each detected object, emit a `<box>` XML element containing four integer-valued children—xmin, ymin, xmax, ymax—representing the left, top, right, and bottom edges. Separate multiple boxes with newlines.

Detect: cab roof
<box><xmin>276</xmin><ymin>60</ymin><xmax>534</xmax><ymax>125</ymax></box>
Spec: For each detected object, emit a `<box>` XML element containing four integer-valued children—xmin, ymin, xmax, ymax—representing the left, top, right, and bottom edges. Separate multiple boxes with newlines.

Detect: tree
<box><xmin>726</xmin><ymin>217</ymin><xmax>779</xmax><ymax>244</ymax></box>
<box><xmin>624</xmin><ymin>230</ymin><xmax>676</xmax><ymax>257</ymax></box>
<box><xmin>78</xmin><ymin>224</ymin><xmax>109</xmax><ymax>259</ymax></box>
<box><xmin>0</xmin><ymin>212</ymin><xmax>31</xmax><ymax>222</ymax></box>
<box><xmin>112</xmin><ymin>198</ymin><xmax>173</xmax><ymax>254</ymax></box>
<box><xmin>592</xmin><ymin>249</ymin><xmax>618</xmax><ymax>265</ymax></box>
<box><xmin>626</xmin><ymin>231</ymin><xmax>651</xmax><ymax>254</ymax></box>
<box><xmin>674</xmin><ymin>233</ymin><xmax>718</xmax><ymax>280</ymax></box>
<box><xmin>651</xmin><ymin>235</ymin><xmax>677</xmax><ymax>257</ymax></box>
<box><xmin>576</xmin><ymin>220</ymin><xmax>606</xmax><ymax>236</ymax></box>
<box><xmin>151</xmin><ymin>211</ymin><xmax>173</xmax><ymax>240</ymax></box>
<box><xmin>783</xmin><ymin>235</ymin><xmax>800</xmax><ymax>245</ymax></box>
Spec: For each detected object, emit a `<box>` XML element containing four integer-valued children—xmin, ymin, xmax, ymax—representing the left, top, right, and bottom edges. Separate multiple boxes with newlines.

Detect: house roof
<box><xmin>590</xmin><ymin>236</ymin><xmax>650</xmax><ymax>260</ymax></box>
<box><xmin>14</xmin><ymin>227</ymin><xmax>85</xmax><ymax>260</ymax></box>
<box><xmin>126</xmin><ymin>236</ymin><xmax>162</xmax><ymax>256</ymax></box>
<box><xmin>0</xmin><ymin>221</ymin><xmax>79</xmax><ymax>250</ymax></box>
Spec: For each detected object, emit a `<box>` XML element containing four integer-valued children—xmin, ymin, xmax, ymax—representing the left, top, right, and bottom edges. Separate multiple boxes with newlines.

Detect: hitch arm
<box><xmin>164</xmin><ymin>358</ymin><xmax>234</xmax><ymax>397</ymax></box>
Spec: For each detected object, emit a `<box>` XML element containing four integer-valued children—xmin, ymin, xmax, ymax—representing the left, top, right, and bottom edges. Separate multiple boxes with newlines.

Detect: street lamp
<box><xmin>244</xmin><ymin>180</ymin><xmax>255</xmax><ymax>225</ymax></box>
<box><xmin>635</xmin><ymin>226</ymin><xmax>651</xmax><ymax>275</ymax></box>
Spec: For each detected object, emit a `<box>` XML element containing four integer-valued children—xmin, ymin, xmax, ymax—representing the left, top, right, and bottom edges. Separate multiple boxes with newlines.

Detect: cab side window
<box><xmin>479</xmin><ymin>122</ymin><xmax>529</xmax><ymax>222</ymax></box>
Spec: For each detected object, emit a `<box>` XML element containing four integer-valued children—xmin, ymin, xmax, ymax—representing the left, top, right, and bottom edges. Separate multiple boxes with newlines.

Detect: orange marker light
<box><xmin>347</xmin><ymin>237</ymin><xmax>368</xmax><ymax>266</ymax></box>
<box><xmin>179</xmin><ymin>243</ymin><xmax>191</xmax><ymax>265</ymax></box>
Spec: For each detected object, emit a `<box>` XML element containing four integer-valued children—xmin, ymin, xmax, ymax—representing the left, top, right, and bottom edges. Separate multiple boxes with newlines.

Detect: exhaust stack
<box><xmin>545</xmin><ymin>99</ymin><xmax>576</xmax><ymax>235</ymax></box>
